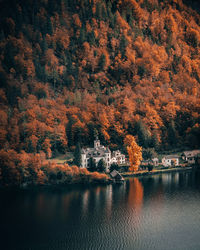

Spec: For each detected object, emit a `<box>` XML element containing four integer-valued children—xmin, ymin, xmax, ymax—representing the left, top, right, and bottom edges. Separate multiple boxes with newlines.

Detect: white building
<box><xmin>162</xmin><ymin>155</ymin><xmax>179</xmax><ymax>167</ymax></box>
<box><xmin>81</xmin><ymin>138</ymin><xmax>126</xmax><ymax>172</ymax></box>
<box><xmin>81</xmin><ymin>138</ymin><xmax>111</xmax><ymax>172</ymax></box>
<box><xmin>111</xmin><ymin>150</ymin><xmax>126</xmax><ymax>165</ymax></box>
<box><xmin>182</xmin><ymin>150</ymin><xmax>200</xmax><ymax>164</ymax></box>
<box><xmin>152</xmin><ymin>157</ymin><xmax>159</xmax><ymax>166</ymax></box>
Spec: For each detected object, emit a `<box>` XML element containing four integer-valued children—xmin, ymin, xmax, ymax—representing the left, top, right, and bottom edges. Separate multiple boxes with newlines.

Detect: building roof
<box><xmin>152</xmin><ymin>157</ymin><xmax>159</xmax><ymax>161</ymax></box>
<box><xmin>183</xmin><ymin>150</ymin><xmax>200</xmax><ymax>157</ymax></box>
<box><xmin>110</xmin><ymin>170</ymin><xmax>123</xmax><ymax>180</ymax></box>
<box><xmin>82</xmin><ymin>145</ymin><xmax>110</xmax><ymax>158</ymax></box>
<box><xmin>163</xmin><ymin>155</ymin><xmax>179</xmax><ymax>159</ymax></box>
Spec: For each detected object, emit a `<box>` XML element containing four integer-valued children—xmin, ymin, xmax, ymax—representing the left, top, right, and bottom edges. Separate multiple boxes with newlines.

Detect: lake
<box><xmin>1</xmin><ymin>169</ymin><xmax>200</xmax><ymax>250</ymax></box>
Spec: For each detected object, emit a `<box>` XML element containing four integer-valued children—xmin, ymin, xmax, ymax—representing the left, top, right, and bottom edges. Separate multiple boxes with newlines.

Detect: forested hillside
<box><xmin>0</xmin><ymin>0</ymin><xmax>200</xmax><ymax>185</ymax></box>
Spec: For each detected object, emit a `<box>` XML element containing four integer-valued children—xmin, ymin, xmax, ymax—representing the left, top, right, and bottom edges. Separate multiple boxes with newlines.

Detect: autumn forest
<box><xmin>0</xmin><ymin>0</ymin><xmax>200</xmax><ymax>186</ymax></box>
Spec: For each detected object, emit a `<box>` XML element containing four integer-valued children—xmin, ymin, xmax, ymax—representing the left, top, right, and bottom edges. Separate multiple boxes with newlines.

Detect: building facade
<box><xmin>111</xmin><ymin>150</ymin><xmax>126</xmax><ymax>165</ymax></box>
<box><xmin>182</xmin><ymin>150</ymin><xmax>200</xmax><ymax>164</ymax></box>
<box><xmin>162</xmin><ymin>155</ymin><xmax>179</xmax><ymax>167</ymax></box>
<box><xmin>81</xmin><ymin>138</ymin><xmax>125</xmax><ymax>172</ymax></box>
<box><xmin>81</xmin><ymin>138</ymin><xmax>111</xmax><ymax>172</ymax></box>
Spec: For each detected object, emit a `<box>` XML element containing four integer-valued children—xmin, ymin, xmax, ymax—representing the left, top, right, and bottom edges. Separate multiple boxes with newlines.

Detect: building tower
<box><xmin>94</xmin><ymin>137</ymin><xmax>100</xmax><ymax>148</ymax></box>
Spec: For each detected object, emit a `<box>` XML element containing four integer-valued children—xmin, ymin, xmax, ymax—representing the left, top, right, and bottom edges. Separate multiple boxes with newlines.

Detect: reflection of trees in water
<box><xmin>127</xmin><ymin>178</ymin><xmax>144</xmax><ymax>213</ymax></box>
<box><xmin>140</xmin><ymin>175</ymin><xmax>165</xmax><ymax>213</ymax></box>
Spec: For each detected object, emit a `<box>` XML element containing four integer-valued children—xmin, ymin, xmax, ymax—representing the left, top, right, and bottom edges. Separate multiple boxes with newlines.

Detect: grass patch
<box><xmin>48</xmin><ymin>152</ymin><xmax>74</xmax><ymax>164</ymax></box>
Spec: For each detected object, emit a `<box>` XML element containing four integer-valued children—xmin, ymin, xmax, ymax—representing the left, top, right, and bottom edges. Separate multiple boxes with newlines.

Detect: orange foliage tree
<box><xmin>124</xmin><ymin>135</ymin><xmax>142</xmax><ymax>172</ymax></box>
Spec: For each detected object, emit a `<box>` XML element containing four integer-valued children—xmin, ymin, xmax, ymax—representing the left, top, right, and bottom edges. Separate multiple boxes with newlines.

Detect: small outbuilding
<box><xmin>181</xmin><ymin>150</ymin><xmax>200</xmax><ymax>164</ymax></box>
<box><xmin>110</xmin><ymin>170</ymin><xmax>124</xmax><ymax>183</ymax></box>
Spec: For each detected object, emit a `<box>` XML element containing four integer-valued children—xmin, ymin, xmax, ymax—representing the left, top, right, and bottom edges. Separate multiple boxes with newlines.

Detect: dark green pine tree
<box><xmin>74</xmin><ymin>142</ymin><xmax>81</xmax><ymax>167</ymax></box>
<box><xmin>120</xmin><ymin>34</ymin><xmax>128</xmax><ymax>58</ymax></box>
<box><xmin>87</xmin><ymin>31</ymin><xmax>96</xmax><ymax>46</ymax></box>
<box><xmin>41</xmin><ymin>37</ymin><xmax>48</xmax><ymax>53</ymax></box>
<box><xmin>135</xmin><ymin>120</ymin><xmax>151</xmax><ymax>148</ymax></box>
<box><xmin>95</xmin><ymin>2</ymin><xmax>102</xmax><ymax>20</ymax></box>
<box><xmin>46</xmin><ymin>16</ymin><xmax>53</xmax><ymax>35</ymax></box>
<box><xmin>79</xmin><ymin>26</ymin><xmax>86</xmax><ymax>44</ymax></box>
<box><xmin>98</xmin><ymin>54</ymin><xmax>106</xmax><ymax>70</ymax></box>
<box><xmin>66</xmin><ymin>117</ymin><xmax>74</xmax><ymax>148</ymax></box>
<box><xmin>97</xmin><ymin>159</ymin><xmax>106</xmax><ymax>173</ymax></box>
<box><xmin>168</xmin><ymin>120</ymin><xmax>178</xmax><ymax>148</ymax></box>
<box><xmin>88</xmin><ymin>157</ymin><xmax>96</xmax><ymax>172</ymax></box>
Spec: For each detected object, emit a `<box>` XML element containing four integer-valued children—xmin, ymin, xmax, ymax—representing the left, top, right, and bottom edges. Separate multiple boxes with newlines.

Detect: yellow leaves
<box><xmin>45</xmin><ymin>49</ymin><xmax>59</xmax><ymax>73</ymax></box>
<box><xmin>125</xmin><ymin>47</ymin><xmax>136</xmax><ymax>64</ymax></box>
<box><xmin>124</xmin><ymin>135</ymin><xmax>142</xmax><ymax>172</ymax></box>
<box><xmin>73</xmin><ymin>14</ymin><xmax>82</xmax><ymax>27</ymax></box>
<box><xmin>53</xmin><ymin>28</ymin><xmax>70</xmax><ymax>49</ymax></box>
<box><xmin>116</xmin><ymin>11</ymin><xmax>130</xmax><ymax>32</ymax></box>
<box><xmin>101</xmin><ymin>128</ymin><xmax>110</xmax><ymax>141</ymax></box>
<box><xmin>122</xmin><ymin>0</ymin><xmax>143</xmax><ymax>21</ymax></box>
<box><xmin>191</xmin><ymin>87</ymin><xmax>197</xmax><ymax>97</ymax></box>
<box><xmin>83</xmin><ymin>42</ymin><xmax>90</xmax><ymax>52</ymax></box>
<box><xmin>162</xmin><ymin>101</ymin><xmax>180</xmax><ymax>121</ymax></box>
<box><xmin>165</xmin><ymin>14</ymin><xmax>178</xmax><ymax>34</ymax></box>
<box><xmin>181</xmin><ymin>55</ymin><xmax>192</xmax><ymax>73</ymax></box>
<box><xmin>141</xmin><ymin>104</ymin><xmax>163</xmax><ymax>130</ymax></box>
<box><xmin>29</xmin><ymin>135</ymin><xmax>38</xmax><ymax>151</ymax></box>
<box><xmin>168</xmin><ymin>87</ymin><xmax>173</xmax><ymax>94</ymax></box>
<box><xmin>99</xmin><ymin>112</ymin><xmax>110</xmax><ymax>128</ymax></box>
<box><xmin>186</xmin><ymin>28</ymin><xmax>200</xmax><ymax>47</ymax></box>
<box><xmin>0</xmin><ymin>128</ymin><xmax>7</xmax><ymax>145</ymax></box>
<box><xmin>86</xmin><ymin>21</ymin><xmax>92</xmax><ymax>32</ymax></box>
<box><xmin>99</xmin><ymin>48</ymin><xmax>110</xmax><ymax>69</ymax></box>
<box><xmin>0</xmin><ymin>110</ymin><xmax>8</xmax><ymax>127</ymax></box>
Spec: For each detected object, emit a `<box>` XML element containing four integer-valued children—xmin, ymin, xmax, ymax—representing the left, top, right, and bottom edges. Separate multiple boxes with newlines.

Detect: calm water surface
<box><xmin>1</xmin><ymin>170</ymin><xmax>200</xmax><ymax>250</ymax></box>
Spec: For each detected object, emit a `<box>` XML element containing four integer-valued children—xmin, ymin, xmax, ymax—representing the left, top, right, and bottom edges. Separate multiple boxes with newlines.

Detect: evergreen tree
<box><xmin>41</xmin><ymin>37</ymin><xmax>48</xmax><ymax>53</ymax></box>
<box><xmin>66</xmin><ymin>117</ymin><xmax>74</xmax><ymax>148</ymax></box>
<box><xmin>97</xmin><ymin>159</ymin><xmax>106</xmax><ymax>172</ymax></box>
<box><xmin>87</xmin><ymin>31</ymin><xmax>96</xmax><ymax>46</ymax></box>
<box><xmin>110</xmin><ymin>163</ymin><xmax>119</xmax><ymax>172</ymax></box>
<box><xmin>142</xmin><ymin>148</ymin><xmax>157</xmax><ymax>160</ymax></box>
<box><xmin>79</xmin><ymin>26</ymin><xmax>86</xmax><ymax>44</ymax></box>
<box><xmin>120</xmin><ymin>34</ymin><xmax>128</xmax><ymax>58</ymax></box>
<box><xmin>102</xmin><ymin>5</ymin><xmax>108</xmax><ymax>21</ymax></box>
<box><xmin>135</xmin><ymin>121</ymin><xmax>151</xmax><ymax>148</ymax></box>
<box><xmin>46</xmin><ymin>16</ymin><xmax>53</xmax><ymax>35</ymax></box>
<box><xmin>168</xmin><ymin>120</ymin><xmax>178</xmax><ymax>148</ymax></box>
<box><xmin>150</xmin><ymin>133</ymin><xmax>159</xmax><ymax>150</ymax></box>
<box><xmin>74</xmin><ymin>142</ymin><xmax>81</xmax><ymax>167</ymax></box>
<box><xmin>95</xmin><ymin>2</ymin><xmax>102</xmax><ymax>20</ymax></box>
<box><xmin>88</xmin><ymin>157</ymin><xmax>96</xmax><ymax>172</ymax></box>
<box><xmin>99</xmin><ymin>54</ymin><xmax>106</xmax><ymax>70</ymax></box>
<box><xmin>0</xmin><ymin>30</ymin><xmax>5</xmax><ymax>41</ymax></box>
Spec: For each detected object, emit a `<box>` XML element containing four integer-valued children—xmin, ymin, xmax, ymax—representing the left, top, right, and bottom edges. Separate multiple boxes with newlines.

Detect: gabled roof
<box><xmin>110</xmin><ymin>170</ymin><xmax>123</xmax><ymax>180</ymax></box>
<box><xmin>81</xmin><ymin>145</ymin><xmax>110</xmax><ymax>158</ymax></box>
<box><xmin>183</xmin><ymin>150</ymin><xmax>200</xmax><ymax>157</ymax></box>
<box><xmin>163</xmin><ymin>155</ymin><xmax>179</xmax><ymax>159</ymax></box>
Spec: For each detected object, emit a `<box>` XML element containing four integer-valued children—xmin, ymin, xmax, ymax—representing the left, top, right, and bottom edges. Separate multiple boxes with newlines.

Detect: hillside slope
<box><xmin>0</xmin><ymin>0</ymin><xmax>200</xmax><ymax>185</ymax></box>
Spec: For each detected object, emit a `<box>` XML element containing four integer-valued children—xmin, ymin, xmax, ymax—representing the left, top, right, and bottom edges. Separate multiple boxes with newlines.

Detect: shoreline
<box><xmin>121</xmin><ymin>166</ymin><xmax>194</xmax><ymax>178</ymax></box>
<box><xmin>0</xmin><ymin>167</ymin><xmax>197</xmax><ymax>190</ymax></box>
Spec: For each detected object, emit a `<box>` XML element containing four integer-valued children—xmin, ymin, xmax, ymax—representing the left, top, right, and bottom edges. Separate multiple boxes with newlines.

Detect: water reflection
<box><xmin>127</xmin><ymin>178</ymin><xmax>144</xmax><ymax>213</ymax></box>
<box><xmin>1</xmin><ymin>170</ymin><xmax>200</xmax><ymax>250</ymax></box>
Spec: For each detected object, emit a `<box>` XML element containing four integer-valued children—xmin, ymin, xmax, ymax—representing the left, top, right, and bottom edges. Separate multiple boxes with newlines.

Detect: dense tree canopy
<box><xmin>0</xmin><ymin>0</ymin><xmax>200</xmax><ymax>185</ymax></box>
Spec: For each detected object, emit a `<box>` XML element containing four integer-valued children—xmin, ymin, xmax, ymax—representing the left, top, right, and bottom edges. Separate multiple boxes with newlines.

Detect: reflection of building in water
<box><xmin>161</xmin><ymin>173</ymin><xmax>172</xmax><ymax>185</ymax></box>
<box><xmin>82</xmin><ymin>190</ymin><xmax>89</xmax><ymax>216</ymax></box>
<box><xmin>128</xmin><ymin>178</ymin><xmax>144</xmax><ymax>213</ymax></box>
<box><xmin>171</xmin><ymin>172</ymin><xmax>179</xmax><ymax>187</ymax></box>
<box><xmin>105</xmin><ymin>185</ymin><xmax>113</xmax><ymax>218</ymax></box>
